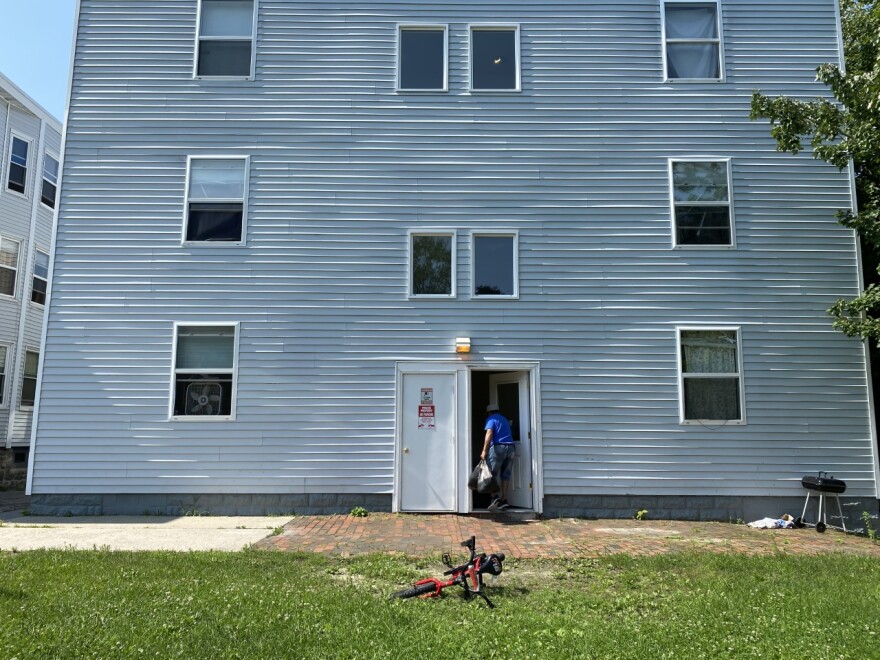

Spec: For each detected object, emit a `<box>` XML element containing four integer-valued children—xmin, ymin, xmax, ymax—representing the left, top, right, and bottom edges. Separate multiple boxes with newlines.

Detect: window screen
<box><xmin>680</xmin><ymin>330</ymin><xmax>741</xmax><ymax>421</ymax></box>
<box><xmin>472</xmin><ymin>29</ymin><xmax>518</xmax><ymax>90</ymax></box>
<box><xmin>174</xmin><ymin>326</ymin><xmax>235</xmax><ymax>417</ymax></box>
<box><xmin>399</xmin><ymin>28</ymin><xmax>445</xmax><ymax>90</ymax></box>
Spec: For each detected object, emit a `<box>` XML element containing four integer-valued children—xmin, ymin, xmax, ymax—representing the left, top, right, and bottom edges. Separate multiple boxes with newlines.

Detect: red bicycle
<box><xmin>391</xmin><ymin>536</ymin><xmax>506</xmax><ymax>608</ymax></box>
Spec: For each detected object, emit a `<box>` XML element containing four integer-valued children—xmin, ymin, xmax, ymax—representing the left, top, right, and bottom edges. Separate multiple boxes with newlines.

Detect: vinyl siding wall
<box><xmin>0</xmin><ymin>92</ymin><xmax>59</xmax><ymax>445</ymax></box>
<box><xmin>31</xmin><ymin>0</ymin><xmax>877</xmax><ymax>498</ymax></box>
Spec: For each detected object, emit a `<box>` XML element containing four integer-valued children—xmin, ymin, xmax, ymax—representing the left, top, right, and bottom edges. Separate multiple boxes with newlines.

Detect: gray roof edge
<box><xmin>0</xmin><ymin>71</ymin><xmax>63</xmax><ymax>132</ymax></box>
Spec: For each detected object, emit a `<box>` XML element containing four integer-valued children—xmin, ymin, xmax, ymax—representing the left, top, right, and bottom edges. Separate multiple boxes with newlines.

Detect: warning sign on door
<box><xmin>420</xmin><ymin>388</ymin><xmax>433</xmax><ymax>404</ymax></box>
<box><xmin>418</xmin><ymin>404</ymin><xmax>435</xmax><ymax>430</ymax></box>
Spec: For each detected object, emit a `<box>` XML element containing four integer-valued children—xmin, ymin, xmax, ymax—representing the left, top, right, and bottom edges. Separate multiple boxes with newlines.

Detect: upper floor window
<box><xmin>20</xmin><ymin>350</ymin><xmax>39</xmax><ymax>408</ymax></box>
<box><xmin>41</xmin><ymin>154</ymin><xmax>59</xmax><ymax>209</ymax></box>
<box><xmin>31</xmin><ymin>251</ymin><xmax>49</xmax><ymax>305</ymax></box>
<box><xmin>470</xmin><ymin>26</ymin><xmax>520</xmax><ymax>91</ymax></box>
<box><xmin>185</xmin><ymin>157</ymin><xmax>248</xmax><ymax>243</ymax></box>
<box><xmin>670</xmin><ymin>159</ymin><xmax>732</xmax><ymax>247</ymax></box>
<box><xmin>473</xmin><ymin>233</ymin><xmax>518</xmax><ymax>297</ymax></box>
<box><xmin>410</xmin><ymin>232</ymin><xmax>455</xmax><ymax>297</ymax></box>
<box><xmin>0</xmin><ymin>237</ymin><xmax>20</xmax><ymax>297</ymax></box>
<box><xmin>196</xmin><ymin>0</ymin><xmax>255</xmax><ymax>77</ymax></box>
<box><xmin>173</xmin><ymin>325</ymin><xmax>237</xmax><ymax>419</ymax></box>
<box><xmin>663</xmin><ymin>2</ymin><xmax>722</xmax><ymax>80</ymax></box>
<box><xmin>7</xmin><ymin>137</ymin><xmax>29</xmax><ymax>195</ymax></box>
<box><xmin>678</xmin><ymin>328</ymin><xmax>743</xmax><ymax>423</ymax></box>
<box><xmin>398</xmin><ymin>26</ymin><xmax>447</xmax><ymax>91</ymax></box>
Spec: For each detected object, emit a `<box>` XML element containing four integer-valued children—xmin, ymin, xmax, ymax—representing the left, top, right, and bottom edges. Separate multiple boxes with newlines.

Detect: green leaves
<box><xmin>751</xmin><ymin>0</ymin><xmax>880</xmax><ymax>343</ymax></box>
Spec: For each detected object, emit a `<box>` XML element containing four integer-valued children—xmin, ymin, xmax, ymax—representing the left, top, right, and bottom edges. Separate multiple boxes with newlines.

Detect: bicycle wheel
<box><xmin>392</xmin><ymin>583</ymin><xmax>437</xmax><ymax>599</ymax></box>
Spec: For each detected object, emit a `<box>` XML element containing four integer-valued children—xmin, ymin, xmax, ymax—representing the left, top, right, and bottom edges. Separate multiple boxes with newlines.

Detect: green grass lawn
<box><xmin>1</xmin><ymin>549</ymin><xmax>878</xmax><ymax>658</ymax></box>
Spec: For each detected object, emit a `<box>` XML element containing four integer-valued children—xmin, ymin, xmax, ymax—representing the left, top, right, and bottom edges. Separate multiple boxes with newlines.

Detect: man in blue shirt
<box><xmin>481</xmin><ymin>404</ymin><xmax>515</xmax><ymax>511</ymax></box>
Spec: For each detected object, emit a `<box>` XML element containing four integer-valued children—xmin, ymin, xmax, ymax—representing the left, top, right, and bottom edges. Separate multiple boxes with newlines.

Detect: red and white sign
<box><xmin>418</xmin><ymin>404</ymin><xmax>436</xmax><ymax>430</ymax></box>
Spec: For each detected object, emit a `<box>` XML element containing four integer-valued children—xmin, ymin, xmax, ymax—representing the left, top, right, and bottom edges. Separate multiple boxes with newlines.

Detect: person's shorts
<box><xmin>487</xmin><ymin>443</ymin><xmax>515</xmax><ymax>481</ymax></box>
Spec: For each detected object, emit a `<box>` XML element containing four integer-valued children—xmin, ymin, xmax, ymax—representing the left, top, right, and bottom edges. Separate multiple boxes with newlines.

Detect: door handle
<box><xmin>403</xmin><ymin>448</ymin><xmax>410</xmax><ymax>454</ymax></box>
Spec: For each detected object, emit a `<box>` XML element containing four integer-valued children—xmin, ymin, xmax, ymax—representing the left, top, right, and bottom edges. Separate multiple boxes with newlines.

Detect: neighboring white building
<box><xmin>28</xmin><ymin>1</ymin><xmax>879</xmax><ymax>521</ymax></box>
<box><xmin>0</xmin><ymin>74</ymin><xmax>61</xmax><ymax>486</ymax></box>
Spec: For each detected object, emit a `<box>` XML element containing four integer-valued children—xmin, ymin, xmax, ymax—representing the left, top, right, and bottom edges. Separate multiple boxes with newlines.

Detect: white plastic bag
<box><xmin>468</xmin><ymin>459</ymin><xmax>496</xmax><ymax>493</ymax></box>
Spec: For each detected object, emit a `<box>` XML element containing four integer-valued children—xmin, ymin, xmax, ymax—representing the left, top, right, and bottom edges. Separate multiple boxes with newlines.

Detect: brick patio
<box><xmin>256</xmin><ymin>513</ymin><xmax>880</xmax><ymax>558</ymax></box>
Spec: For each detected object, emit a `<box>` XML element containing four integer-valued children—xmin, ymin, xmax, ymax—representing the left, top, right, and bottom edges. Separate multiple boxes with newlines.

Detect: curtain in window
<box><xmin>681</xmin><ymin>330</ymin><xmax>740</xmax><ymax>420</ymax></box>
<box><xmin>681</xmin><ymin>331</ymin><xmax>736</xmax><ymax>373</ymax></box>
<box><xmin>666</xmin><ymin>6</ymin><xmax>719</xmax><ymax>79</ymax></box>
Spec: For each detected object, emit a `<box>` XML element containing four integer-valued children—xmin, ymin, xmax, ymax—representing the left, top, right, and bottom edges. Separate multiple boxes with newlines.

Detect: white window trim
<box><xmin>668</xmin><ymin>156</ymin><xmax>735</xmax><ymax>249</ymax></box>
<box><xmin>396</xmin><ymin>24</ymin><xmax>449</xmax><ymax>93</ymax></box>
<box><xmin>408</xmin><ymin>229</ymin><xmax>457</xmax><ymax>299</ymax></box>
<box><xmin>169</xmin><ymin>321</ymin><xmax>240</xmax><ymax>422</ymax></box>
<box><xmin>0</xmin><ymin>235</ymin><xmax>21</xmax><ymax>300</ymax></box>
<box><xmin>18</xmin><ymin>346</ymin><xmax>39</xmax><ymax>410</ymax></box>
<box><xmin>676</xmin><ymin>325</ymin><xmax>746</xmax><ymax>425</ymax></box>
<box><xmin>5</xmin><ymin>132</ymin><xmax>33</xmax><ymax>199</ymax></box>
<box><xmin>182</xmin><ymin>155</ymin><xmax>250</xmax><ymax>246</ymax></box>
<box><xmin>0</xmin><ymin>342</ymin><xmax>11</xmax><ymax>409</ymax></box>
<box><xmin>193</xmin><ymin>0</ymin><xmax>258</xmax><ymax>80</ymax></box>
<box><xmin>468</xmin><ymin>24</ymin><xmax>522</xmax><ymax>93</ymax></box>
<box><xmin>40</xmin><ymin>151</ymin><xmax>60</xmax><ymax>210</ymax></box>
<box><xmin>30</xmin><ymin>249</ymin><xmax>49</xmax><ymax>306</ymax></box>
<box><xmin>471</xmin><ymin>230</ymin><xmax>520</xmax><ymax>299</ymax></box>
<box><xmin>660</xmin><ymin>0</ymin><xmax>725</xmax><ymax>83</ymax></box>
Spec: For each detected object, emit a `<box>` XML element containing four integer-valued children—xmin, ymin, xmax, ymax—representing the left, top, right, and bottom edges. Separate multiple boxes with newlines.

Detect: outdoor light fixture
<box><xmin>455</xmin><ymin>337</ymin><xmax>471</xmax><ymax>354</ymax></box>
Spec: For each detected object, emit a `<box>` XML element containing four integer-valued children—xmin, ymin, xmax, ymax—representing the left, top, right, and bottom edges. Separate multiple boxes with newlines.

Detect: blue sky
<box><xmin>0</xmin><ymin>0</ymin><xmax>77</xmax><ymax>120</ymax></box>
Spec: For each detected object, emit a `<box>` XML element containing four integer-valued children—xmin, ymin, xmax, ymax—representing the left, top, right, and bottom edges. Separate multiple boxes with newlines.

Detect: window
<box><xmin>679</xmin><ymin>329</ymin><xmax>743</xmax><ymax>422</ymax></box>
<box><xmin>663</xmin><ymin>2</ymin><xmax>721</xmax><ymax>80</ymax></box>
<box><xmin>473</xmin><ymin>233</ymin><xmax>517</xmax><ymax>297</ymax></box>
<box><xmin>173</xmin><ymin>325</ymin><xmax>236</xmax><ymax>418</ymax></box>
<box><xmin>410</xmin><ymin>232</ymin><xmax>455</xmax><ymax>297</ymax></box>
<box><xmin>0</xmin><ymin>237</ymin><xmax>20</xmax><ymax>297</ymax></box>
<box><xmin>196</xmin><ymin>0</ymin><xmax>255</xmax><ymax>77</ymax></box>
<box><xmin>185</xmin><ymin>157</ymin><xmax>247</xmax><ymax>242</ymax></box>
<box><xmin>41</xmin><ymin>154</ymin><xmax>59</xmax><ymax>208</ymax></box>
<box><xmin>398</xmin><ymin>26</ymin><xmax>447</xmax><ymax>91</ymax></box>
<box><xmin>31</xmin><ymin>251</ymin><xmax>49</xmax><ymax>305</ymax></box>
<box><xmin>670</xmin><ymin>159</ymin><xmax>732</xmax><ymax>247</ymax></box>
<box><xmin>20</xmin><ymin>350</ymin><xmax>39</xmax><ymax>408</ymax></box>
<box><xmin>0</xmin><ymin>345</ymin><xmax>7</xmax><ymax>406</ymax></box>
<box><xmin>470</xmin><ymin>27</ymin><xmax>519</xmax><ymax>91</ymax></box>
<box><xmin>7</xmin><ymin>137</ymin><xmax>29</xmax><ymax>195</ymax></box>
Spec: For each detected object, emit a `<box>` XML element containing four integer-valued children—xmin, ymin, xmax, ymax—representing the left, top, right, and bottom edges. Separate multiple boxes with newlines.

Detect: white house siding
<box><xmin>30</xmin><ymin>1</ymin><xmax>877</xmax><ymax>508</ymax></box>
<box><xmin>0</xmin><ymin>81</ymin><xmax>61</xmax><ymax>455</ymax></box>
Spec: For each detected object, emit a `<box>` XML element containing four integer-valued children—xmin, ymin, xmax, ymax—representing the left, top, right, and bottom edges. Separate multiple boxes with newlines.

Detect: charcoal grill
<box><xmin>798</xmin><ymin>471</ymin><xmax>847</xmax><ymax>533</ymax></box>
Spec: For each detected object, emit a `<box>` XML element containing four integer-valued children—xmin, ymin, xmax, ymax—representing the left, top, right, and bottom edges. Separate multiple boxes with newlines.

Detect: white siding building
<box><xmin>0</xmin><ymin>74</ymin><xmax>61</xmax><ymax>487</ymax></box>
<box><xmin>29</xmin><ymin>0</ymin><xmax>879</xmax><ymax>521</ymax></box>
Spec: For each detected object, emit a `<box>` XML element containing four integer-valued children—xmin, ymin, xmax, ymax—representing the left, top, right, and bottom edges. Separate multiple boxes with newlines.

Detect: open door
<box><xmin>488</xmin><ymin>372</ymin><xmax>532</xmax><ymax>510</ymax></box>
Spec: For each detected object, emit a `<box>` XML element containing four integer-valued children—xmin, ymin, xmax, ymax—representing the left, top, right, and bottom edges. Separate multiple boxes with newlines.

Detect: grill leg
<box><xmin>834</xmin><ymin>494</ymin><xmax>846</xmax><ymax>532</ymax></box>
<box><xmin>801</xmin><ymin>491</ymin><xmax>811</xmax><ymax>521</ymax></box>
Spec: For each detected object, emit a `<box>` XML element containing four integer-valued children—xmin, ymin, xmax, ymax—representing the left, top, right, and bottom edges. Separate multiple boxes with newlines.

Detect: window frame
<box><xmin>40</xmin><ymin>152</ymin><xmax>60</xmax><ymax>210</ymax></box>
<box><xmin>19</xmin><ymin>347</ymin><xmax>39</xmax><ymax>410</ymax></box>
<box><xmin>668</xmin><ymin>157</ymin><xmax>735</xmax><ymax>249</ymax></box>
<box><xmin>468</xmin><ymin>24</ymin><xmax>522</xmax><ymax>93</ymax></box>
<box><xmin>169</xmin><ymin>322</ymin><xmax>240</xmax><ymax>422</ymax></box>
<box><xmin>676</xmin><ymin>326</ymin><xmax>746</xmax><ymax>425</ymax></box>
<box><xmin>0</xmin><ymin>235</ymin><xmax>21</xmax><ymax>299</ymax></box>
<box><xmin>193</xmin><ymin>0</ymin><xmax>258</xmax><ymax>80</ymax></box>
<box><xmin>471</xmin><ymin>230</ymin><xmax>519</xmax><ymax>299</ymax></box>
<box><xmin>408</xmin><ymin>229</ymin><xmax>457</xmax><ymax>299</ymax></box>
<box><xmin>5</xmin><ymin>133</ymin><xmax>33</xmax><ymax>198</ymax></box>
<box><xmin>182</xmin><ymin>155</ymin><xmax>250</xmax><ymax>246</ymax></box>
<box><xmin>0</xmin><ymin>343</ymin><xmax>10</xmax><ymax>409</ymax></box>
<box><xmin>397</xmin><ymin>24</ymin><xmax>449</xmax><ymax>93</ymax></box>
<box><xmin>660</xmin><ymin>0</ymin><xmax>724</xmax><ymax>82</ymax></box>
<box><xmin>31</xmin><ymin>249</ymin><xmax>49</xmax><ymax>306</ymax></box>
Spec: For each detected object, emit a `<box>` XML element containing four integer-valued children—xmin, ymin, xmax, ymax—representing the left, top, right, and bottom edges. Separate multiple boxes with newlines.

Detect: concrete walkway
<box><xmin>2</xmin><ymin>491</ymin><xmax>878</xmax><ymax>557</ymax></box>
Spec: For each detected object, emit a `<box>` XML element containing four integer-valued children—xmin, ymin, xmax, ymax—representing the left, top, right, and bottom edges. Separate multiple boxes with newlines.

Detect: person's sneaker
<box><xmin>487</xmin><ymin>498</ymin><xmax>502</xmax><ymax>512</ymax></box>
<box><xmin>497</xmin><ymin>500</ymin><xmax>510</xmax><ymax>511</ymax></box>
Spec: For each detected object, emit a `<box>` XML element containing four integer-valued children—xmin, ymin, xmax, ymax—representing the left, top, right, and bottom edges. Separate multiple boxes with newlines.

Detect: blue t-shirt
<box><xmin>484</xmin><ymin>413</ymin><xmax>514</xmax><ymax>445</ymax></box>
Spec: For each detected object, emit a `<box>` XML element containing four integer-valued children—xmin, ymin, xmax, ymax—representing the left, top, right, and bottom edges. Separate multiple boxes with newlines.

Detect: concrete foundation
<box><xmin>0</xmin><ymin>449</ymin><xmax>27</xmax><ymax>490</ymax></box>
<box><xmin>543</xmin><ymin>494</ymin><xmax>878</xmax><ymax>529</ymax></box>
<box><xmin>28</xmin><ymin>493</ymin><xmax>394</xmax><ymax>516</ymax></box>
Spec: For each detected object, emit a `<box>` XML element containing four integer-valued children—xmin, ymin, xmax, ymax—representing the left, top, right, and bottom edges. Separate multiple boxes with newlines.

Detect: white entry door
<box><xmin>489</xmin><ymin>372</ymin><xmax>532</xmax><ymax>510</ymax></box>
<box><xmin>399</xmin><ymin>372</ymin><xmax>456</xmax><ymax>512</ymax></box>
